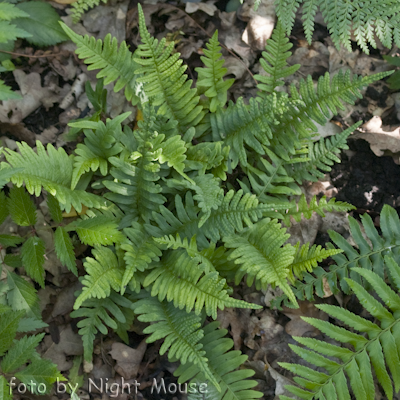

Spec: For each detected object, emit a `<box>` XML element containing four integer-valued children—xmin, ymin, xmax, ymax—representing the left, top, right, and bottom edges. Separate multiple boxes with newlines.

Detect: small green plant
<box><xmin>0</xmin><ymin>0</ymin><xmax>67</xmax><ymax>100</ymax></box>
<box><xmin>0</xmin><ymin>3</ymin><xmax>395</xmax><ymax>398</ymax></box>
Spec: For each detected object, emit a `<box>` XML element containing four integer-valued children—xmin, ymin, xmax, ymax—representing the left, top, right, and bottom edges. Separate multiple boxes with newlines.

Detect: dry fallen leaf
<box><xmin>282</xmin><ymin>300</ymin><xmax>328</xmax><ymax>337</ymax></box>
<box><xmin>109</xmin><ymin>340</ymin><xmax>147</xmax><ymax>379</ymax></box>
<box><xmin>352</xmin><ymin>116</ymin><xmax>400</xmax><ymax>161</ymax></box>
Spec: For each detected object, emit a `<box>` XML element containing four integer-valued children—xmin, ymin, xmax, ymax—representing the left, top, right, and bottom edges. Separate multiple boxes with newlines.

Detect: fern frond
<box><xmin>273</xmin><ymin>204</ymin><xmax>400</xmax><ymax>308</ymax></box>
<box><xmin>143</xmin><ymin>250</ymin><xmax>259</xmax><ymax>318</ymax></box>
<box><xmin>175</xmin><ymin>321</ymin><xmax>263</xmax><ymax>400</ymax></box>
<box><xmin>287</xmin><ymin>242</ymin><xmax>342</xmax><ymax>283</ymax></box>
<box><xmin>254</xmin><ymin>22</ymin><xmax>300</xmax><ymax>96</ymax></box>
<box><xmin>120</xmin><ymin>222</ymin><xmax>162</xmax><ymax>294</ymax></box>
<box><xmin>65</xmin><ymin>214</ymin><xmax>125</xmax><ymax>246</ymax></box>
<box><xmin>210</xmin><ymin>95</ymin><xmax>281</xmax><ymax>168</ymax></box>
<box><xmin>71</xmin><ymin>291</ymin><xmax>133</xmax><ymax>362</ymax></box>
<box><xmin>195</xmin><ymin>30</ymin><xmax>234</xmax><ymax>112</ymax></box>
<box><xmin>289</xmin><ymin>123</ymin><xmax>358</xmax><ymax>183</ymax></box>
<box><xmin>69</xmin><ymin>113</ymin><xmax>128</xmax><ymax>189</ymax></box>
<box><xmin>280</xmin><ymin>260</ymin><xmax>400</xmax><ymax>400</ymax></box>
<box><xmin>238</xmin><ymin>147</ymin><xmax>301</xmax><ymax>202</ymax></box>
<box><xmin>272</xmin><ymin>71</ymin><xmax>392</xmax><ymax>162</ymax></box>
<box><xmin>275</xmin><ymin>0</ymin><xmax>400</xmax><ymax>53</ymax></box>
<box><xmin>283</xmin><ymin>194</ymin><xmax>355</xmax><ymax>225</ymax></box>
<box><xmin>60</xmin><ymin>23</ymin><xmax>139</xmax><ymax>103</ymax></box>
<box><xmin>133</xmin><ymin>294</ymin><xmax>219</xmax><ymax>390</ymax></box>
<box><xmin>1</xmin><ymin>141</ymin><xmax>104</xmax><ymax>213</ymax></box>
<box><xmin>70</xmin><ymin>0</ymin><xmax>108</xmax><ymax>23</ymax></box>
<box><xmin>224</xmin><ymin>218</ymin><xmax>298</xmax><ymax>306</ymax></box>
<box><xmin>146</xmin><ymin>190</ymin><xmax>287</xmax><ymax>247</ymax></box>
<box><xmin>133</xmin><ymin>4</ymin><xmax>203</xmax><ymax>131</ymax></box>
<box><xmin>74</xmin><ymin>246</ymin><xmax>125</xmax><ymax>309</ymax></box>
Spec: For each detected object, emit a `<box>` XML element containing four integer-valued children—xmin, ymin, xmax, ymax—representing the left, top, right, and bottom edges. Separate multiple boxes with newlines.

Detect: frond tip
<box><xmin>280</xmin><ymin>256</ymin><xmax>400</xmax><ymax>400</ymax></box>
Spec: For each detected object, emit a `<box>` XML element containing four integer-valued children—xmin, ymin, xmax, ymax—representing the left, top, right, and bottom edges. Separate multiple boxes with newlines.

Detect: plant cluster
<box><xmin>0</xmin><ymin>1</ymin><xmax>399</xmax><ymax>400</ymax></box>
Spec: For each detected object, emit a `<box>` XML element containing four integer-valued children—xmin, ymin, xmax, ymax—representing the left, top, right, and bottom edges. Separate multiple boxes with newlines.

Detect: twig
<box><xmin>0</xmin><ymin>49</ymin><xmax>59</xmax><ymax>58</ymax></box>
<box><xmin>161</xmin><ymin>3</ymin><xmax>257</xmax><ymax>84</ymax></box>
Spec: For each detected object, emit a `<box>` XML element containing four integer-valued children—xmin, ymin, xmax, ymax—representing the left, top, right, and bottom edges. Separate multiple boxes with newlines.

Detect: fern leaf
<box><xmin>74</xmin><ymin>246</ymin><xmax>124</xmax><ymax>309</ymax></box>
<box><xmin>175</xmin><ymin>321</ymin><xmax>263</xmax><ymax>400</ymax></box>
<box><xmin>60</xmin><ymin>23</ymin><xmax>140</xmax><ymax>103</ymax></box>
<box><xmin>120</xmin><ymin>222</ymin><xmax>162</xmax><ymax>294</ymax></box>
<box><xmin>6</xmin><ymin>272</ymin><xmax>41</xmax><ymax>319</ymax></box>
<box><xmin>71</xmin><ymin>292</ymin><xmax>133</xmax><ymax>362</ymax></box>
<box><xmin>134</xmin><ymin>4</ymin><xmax>203</xmax><ymax>130</ymax></box>
<box><xmin>195</xmin><ymin>30</ymin><xmax>234</xmax><ymax>112</ymax></box>
<box><xmin>21</xmin><ymin>236</ymin><xmax>45</xmax><ymax>288</ymax></box>
<box><xmin>7</xmin><ymin>186</ymin><xmax>36</xmax><ymax>227</ymax></box>
<box><xmin>280</xmin><ymin>261</ymin><xmax>400</xmax><ymax>400</ymax></box>
<box><xmin>66</xmin><ymin>215</ymin><xmax>125</xmax><ymax>246</ymax></box>
<box><xmin>133</xmin><ymin>294</ymin><xmax>219</xmax><ymax>390</ymax></box>
<box><xmin>254</xmin><ymin>22</ymin><xmax>300</xmax><ymax>96</ymax></box>
<box><xmin>70</xmin><ymin>0</ymin><xmax>108</xmax><ymax>23</ymax></box>
<box><xmin>290</xmin><ymin>123</ymin><xmax>360</xmax><ymax>183</ymax></box>
<box><xmin>283</xmin><ymin>194</ymin><xmax>355</xmax><ymax>225</ymax></box>
<box><xmin>143</xmin><ymin>250</ymin><xmax>259</xmax><ymax>319</ymax></box>
<box><xmin>69</xmin><ymin>113</ymin><xmax>128</xmax><ymax>189</ymax></box>
<box><xmin>287</xmin><ymin>242</ymin><xmax>342</xmax><ymax>283</ymax></box>
<box><xmin>54</xmin><ymin>227</ymin><xmax>77</xmax><ymax>275</ymax></box>
<box><xmin>272</xmin><ymin>204</ymin><xmax>400</xmax><ymax>308</ymax></box>
<box><xmin>1</xmin><ymin>333</ymin><xmax>45</xmax><ymax>373</ymax></box>
<box><xmin>2</xmin><ymin>141</ymin><xmax>105</xmax><ymax>213</ymax></box>
<box><xmin>224</xmin><ymin>218</ymin><xmax>297</xmax><ymax>306</ymax></box>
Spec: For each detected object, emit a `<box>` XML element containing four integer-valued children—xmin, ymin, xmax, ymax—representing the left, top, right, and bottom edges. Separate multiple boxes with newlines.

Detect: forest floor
<box><xmin>1</xmin><ymin>0</ymin><xmax>400</xmax><ymax>399</ymax></box>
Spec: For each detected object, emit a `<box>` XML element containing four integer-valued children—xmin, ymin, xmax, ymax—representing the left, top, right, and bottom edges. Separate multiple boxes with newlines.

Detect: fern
<box><xmin>224</xmin><ymin>218</ymin><xmax>298</xmax><ymax>305</ymax></box>
<box><xmin>274</xmin><ymin>0</ymin><xmax>400</xmax><ymax>53</ymax></box>
<box><xmin>1</xmin><ymin>141</ymin><xmax>105</xmax><ymax>213</ymax></box>
<box><xmin>282</xmin><ymin>194</ymin><xmax>355</xmax><ymax>225</ymax></box>
<box><xmin>273</xmin><ymin>204</ymin><xmax>400</xmax><ymax>308</ymax></box>
<box><xmin>70</xmin><ymin>291</ymin><xmax>134</xmax><ymax>362</ymax></box>
<box><xmin>254</xmin><ymin>22</ymin><xmax>300</xmax><ymax>96</ymax></box>
<box><xmin>195</xmin><ymin>30</ymin><xmax>234</xmax><ymax>112</ymax></box>
<box><xmin>74</xmin><ymin>246</ymin><xmax>125</xmax><ymax>309</ymax></box>
<box><xmin>133</xmin><ymin>4</ymin><xmax>203</xmax><ymax>131</ymax></box>
<box><xmin>60</xmin><ymin>23</ymin><xmax>140</xmax><ymax>103</ymax></box>
<box><xmin>143</xmin><ymin>249</ymin><xmax>260</xmax><ymax>319</ymax></box>
<box><xmin>175</xmin><ymin>321</ymin><xmax>263</xmax><ymax>400</ymax></box>
<box><xmin>134</xmin><ymin>294</ymin><xmax>220</xmax><ymax>389</ymax></box>
<box><xmin>70</xmin><ymin>0</ymin><xmax>108</xmax><ymax>23</ymax></box>
<box><xmin>280</xmin><ymin>257</ymin><xmax>400</xmax><ymax>400</ymax></box>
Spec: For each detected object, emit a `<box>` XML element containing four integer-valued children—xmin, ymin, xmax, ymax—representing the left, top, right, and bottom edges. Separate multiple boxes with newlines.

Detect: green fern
<box><xmin>254</xmin><ymin>22</ymin><xmax>300</xmax><ymax>96</ymax></box>
<box><xmin>1</xmin><ymin>141</ymin><xmax>105</xmax><ymax>213</ymax></box>
<box><xmin>273</xmin><ymin>204</ymin><xmax>400</xmax><ymax>308</ymax></box>
<box><xmin>60</xmin><ymin>23</ymin><xmax>140</xmax><ymax>104</ymax></box>
<box><xmin>70</xmin><ymin>0</ymin><xmax>108</xmax><ymax>23</ymax></box>
<box><xmin>70</xmin><ymin>291</ymin><xmax>134</xmax><ymax>362</ymax></box>
<box><xmin>133</xmin><ymin>4</ymin><xmax>203</xmax><ymax>131</ymax></box>
<box><xmin>280</xmin><ymin>256</ymin><xmax>400</xmax><ymax>400</ymax></box>
<box><xmin>175</xmin><ymin>321</ymin><xmax>263</xmax><ymax>400</ymax></box>
<box><xmin>274</xmin><ymin>0</ymin><xmax>400</xmax><ymax>53</ymax></box>
<box><xmin>195</xmin><ymin>30</ymin><xmax>234</xmax><ymax>112</ymax></box>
